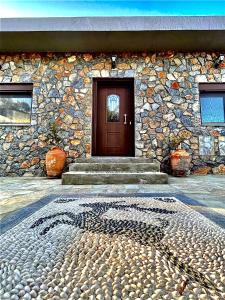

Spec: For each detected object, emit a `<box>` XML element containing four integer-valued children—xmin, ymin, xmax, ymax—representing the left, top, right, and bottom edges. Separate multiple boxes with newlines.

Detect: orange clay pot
<box><xmin>46</xmin><ymin>146</ymin><xmax>66</xmax><ymax>177</ymax></box>
<box><xmin>170</xmin><ymin>148</ymin><xmax>191</xmax><ymax>177</ymax></box>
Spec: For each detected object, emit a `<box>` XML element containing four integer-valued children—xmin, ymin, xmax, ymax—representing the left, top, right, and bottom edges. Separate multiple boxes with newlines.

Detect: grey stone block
<box><xmin>62</xmin><ymin>171</ymin><xmax>168</xmax><ymax>185</ymax></box>
<box><xmin>69</xmin><ymin>162</ymin><xmax>160</xmax><ymax>172</ymax></box>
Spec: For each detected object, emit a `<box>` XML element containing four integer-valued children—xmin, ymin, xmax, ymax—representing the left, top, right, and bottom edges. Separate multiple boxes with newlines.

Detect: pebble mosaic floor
<box><xmin>0</xmin><ymin>195</ymin><xmax>225</xmax><ymax>300</ymax></box>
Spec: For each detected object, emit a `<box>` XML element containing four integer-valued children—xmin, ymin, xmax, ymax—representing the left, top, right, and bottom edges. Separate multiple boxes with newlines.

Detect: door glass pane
<box><xmin>201</xmin><ymin>96</ymin><xmax>225</xmax><ymax>123</ymax></box>
<box><xmin>107</xmin><ymin>94</ymin><xmax>120</xmax><ymax>122</ymax></box>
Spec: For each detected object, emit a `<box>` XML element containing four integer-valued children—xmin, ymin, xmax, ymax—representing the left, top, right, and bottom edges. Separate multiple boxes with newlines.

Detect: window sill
<box><xmin>0</xmin><ymin>123</ymin><xmax>32</xmax><ymax>127</ymax></box>
<box><xmin>202</xmin><ymin>123</ymin><xmax>225</xmax><ymax>127</ymax></box>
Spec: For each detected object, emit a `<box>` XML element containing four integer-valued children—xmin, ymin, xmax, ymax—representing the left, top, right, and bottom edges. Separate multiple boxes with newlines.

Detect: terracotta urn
<box><xmin>45</xmin><ymin>146</ymin><xmax>66</xmax><ymax>177</ymax></box>
<box><xmin>170</xmin><ymin>148</ymin><xmax>191</xmax><ymax>177</ymax></box>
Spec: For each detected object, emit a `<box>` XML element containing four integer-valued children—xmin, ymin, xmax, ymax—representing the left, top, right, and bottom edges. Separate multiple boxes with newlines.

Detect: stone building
<box><xmin>0</xmin><ymin>16</ymin><xmax>225</xmax><ymax>177</ymax></box>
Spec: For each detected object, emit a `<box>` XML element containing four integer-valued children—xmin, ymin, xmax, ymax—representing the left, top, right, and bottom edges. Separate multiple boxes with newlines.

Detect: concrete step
<box><xmin>69</xmin><ymin>162</ymin><xmax>160</xmax><ymax>172</ymax></box>
<box><xmin>73</xmin><ymin>157</ymin><xmax>154</xmax><ymax>163</ymax></box>
<box><xmin>62</xmin><ymin>171</ymin><xmax>168</xmax><ymax>185</ymax></box>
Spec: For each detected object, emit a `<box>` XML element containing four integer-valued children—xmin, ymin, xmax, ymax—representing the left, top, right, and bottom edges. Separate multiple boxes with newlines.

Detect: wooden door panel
<box><xmin>93</xmin><ymin>79</ymin><xmax>134</xmax><ymax>156</ymax></box>
<box><xmin>107</xmin><ymin>132</ymin><xmax>120</xmax><ymax>147</ymax></box>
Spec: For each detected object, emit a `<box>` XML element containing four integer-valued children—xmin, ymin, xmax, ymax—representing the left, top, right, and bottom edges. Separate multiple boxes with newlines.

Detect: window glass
<box><xmin>0</xmin><ymin>93</ymin><xmax>32</xmax><ymax>125</ymax></box>
<box><xmin>107</xmin><ymin>94</ymin><xmax>120</xmax><ymax>122</ymax></box>
<box><xmin>200</xmin><ymin>94</ymin><xmax>225</xmax><ymax>124</ymax></box>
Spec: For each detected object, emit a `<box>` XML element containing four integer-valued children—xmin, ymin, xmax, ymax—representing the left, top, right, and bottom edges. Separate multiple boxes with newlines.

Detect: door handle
<box><xmin>124</xmin><ymin>114</ymin><xmax>127</xmax><ymax>125</ymax></box>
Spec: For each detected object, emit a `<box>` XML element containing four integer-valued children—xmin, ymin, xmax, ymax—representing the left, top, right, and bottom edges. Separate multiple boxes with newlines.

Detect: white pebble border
<box><xmin>0</xmin><ymin>196</ymin><xmax>225</xmax><ymax>300</ymax></box>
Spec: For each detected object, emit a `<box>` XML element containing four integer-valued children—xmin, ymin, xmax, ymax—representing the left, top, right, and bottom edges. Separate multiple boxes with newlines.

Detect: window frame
<box><xmin>199</xmin><ymin>83</ymin><xmax>225</xmax><ymax>127</ymax></box>
<box><xmin>0</xmin><ymin>83</ymin><xmax>33</xmax><ymax>126</ymax></box>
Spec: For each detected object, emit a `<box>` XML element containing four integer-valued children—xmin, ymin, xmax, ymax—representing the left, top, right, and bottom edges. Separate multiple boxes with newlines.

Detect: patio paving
<box><xmin>0</xmin><ymin>176</ymin><xmax>225</xmax><ymax>300</ymax></box>
<box><xmin>0</xmin><ymin>175</ymin><xmax>225</xmax><ymax>228</ymax></box>
<box><xmin>1</xmin><ymin>193</ymin><xmax>225</xmax><ymax>299</ymax></box>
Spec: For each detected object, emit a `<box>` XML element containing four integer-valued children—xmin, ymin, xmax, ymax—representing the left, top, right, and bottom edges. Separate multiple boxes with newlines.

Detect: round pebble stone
<box><xmin>2</xmin><ymin>292</ymin><xmax>10</xmax><ymax>299</ymax></box>
<box><xmin>30</xmin><ymin>290</ymin><xmax>37</xmax><ymax>298</ymax></box>
<box><xmin>10</xmin><ymin>296</ymin><xmax>19</xmax><ymax>300</ymax></box>
<box><xmin>22</xmin><ymin>293</ymin><xmax>31</xmax><ymax>300</ymax></box>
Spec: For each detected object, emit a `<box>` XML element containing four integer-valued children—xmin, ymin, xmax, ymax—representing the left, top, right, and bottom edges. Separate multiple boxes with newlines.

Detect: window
<box><xmin>107</xmin><ymin>94</ymin><xmax>120</xmax><ymax>122</ymax></box>
<box><xmin>0</xmin><ymin>84</ymin><xmax>33</xmax><ymax>125</ymax></box>
<box><xmin>199</xmin><ymin>84</ymin><xmax>225</xmax><ymax>126</ymax></box>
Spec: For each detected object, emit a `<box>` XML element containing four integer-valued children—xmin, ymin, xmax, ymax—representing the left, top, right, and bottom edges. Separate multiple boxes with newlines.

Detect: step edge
<box><xmin>63</xmin><ymin>171</ymin><xmax>167</xmax><ymax>175</ymax></box>
<box><xmin>73</xmin><ymin>158</ymin><xmax>157</xmax><ymax>162</ymax></box>
<box><xmin>69</xmin><ymin>162</ymin><xmax>160</xmax><ymax>165</ymax></box>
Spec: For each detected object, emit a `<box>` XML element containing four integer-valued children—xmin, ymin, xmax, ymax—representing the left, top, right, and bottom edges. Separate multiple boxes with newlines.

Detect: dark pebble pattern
<box><xmin>30</xmin><ymin>198</ymin><xmax>220</xmax><ymax>294</ymax></box>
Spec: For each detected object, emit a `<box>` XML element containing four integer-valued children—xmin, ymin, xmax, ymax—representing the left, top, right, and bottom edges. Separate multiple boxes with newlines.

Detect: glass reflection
<box><xmin>107</xmin><ymin>94</ymin><xmax>120</xmax><ymax>122</ymax></box>
<box><xmin>0</xmin><ymin>93</ymin><xmax>32</xmax><ymax>124</ymax></box>
<box><xmin>201</xmin><ymin>96</ymin><xmax>225</xmax><ymax>123</ymax></box>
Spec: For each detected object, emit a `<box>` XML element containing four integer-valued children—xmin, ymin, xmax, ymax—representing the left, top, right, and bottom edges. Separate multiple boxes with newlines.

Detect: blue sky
<box><xmin>1</xmin><ymin>0</ymin><xmax>225</xmax><ymax>17</ymax></box>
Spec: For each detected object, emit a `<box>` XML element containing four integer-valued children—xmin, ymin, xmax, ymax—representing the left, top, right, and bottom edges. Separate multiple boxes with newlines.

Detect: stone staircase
<box><xmin>62</xmin><ymin>157</ymin><xmax>168</xmax><ymax>185</ymax></box>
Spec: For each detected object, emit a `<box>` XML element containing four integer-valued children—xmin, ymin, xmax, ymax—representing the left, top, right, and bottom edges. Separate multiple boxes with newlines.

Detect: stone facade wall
<box><xmin>0</xmin><ymin>52</ymin><xmax>225</xmax><ymax>176</ymax></box>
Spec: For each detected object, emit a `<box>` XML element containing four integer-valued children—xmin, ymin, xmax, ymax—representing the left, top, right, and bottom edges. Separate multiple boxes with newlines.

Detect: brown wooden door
<box><xmin>93</xmin><ymin>79</ymin><xmax>134</xmax><ymax>156</ymax></box>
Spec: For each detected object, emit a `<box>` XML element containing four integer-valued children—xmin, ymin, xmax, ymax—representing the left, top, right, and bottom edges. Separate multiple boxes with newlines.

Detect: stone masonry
<box><xmin>0</xmin><ymin>52</ymin><xmax>225</xmax><ymax>176</ymax></box>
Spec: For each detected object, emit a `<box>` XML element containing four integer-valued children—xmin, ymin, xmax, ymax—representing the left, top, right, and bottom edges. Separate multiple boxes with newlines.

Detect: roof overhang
<box><xmin>0</xmin><ymin>16</ymin><xmax>225</xmax><ymax>52</ymax></box>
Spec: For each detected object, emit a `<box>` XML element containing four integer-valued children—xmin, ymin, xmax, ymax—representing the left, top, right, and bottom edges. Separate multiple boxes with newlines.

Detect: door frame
<box><xmin>92</xmin><ymin>78</ymin><xmax>135</xmax><ymax>156</ymax></box>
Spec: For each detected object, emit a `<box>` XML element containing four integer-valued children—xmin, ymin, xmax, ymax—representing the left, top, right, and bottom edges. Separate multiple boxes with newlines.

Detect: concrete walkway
<box><xmin>0</xmin><ymin>175</ymin><xmax>225</xmax><ymax>228</ymax></box>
